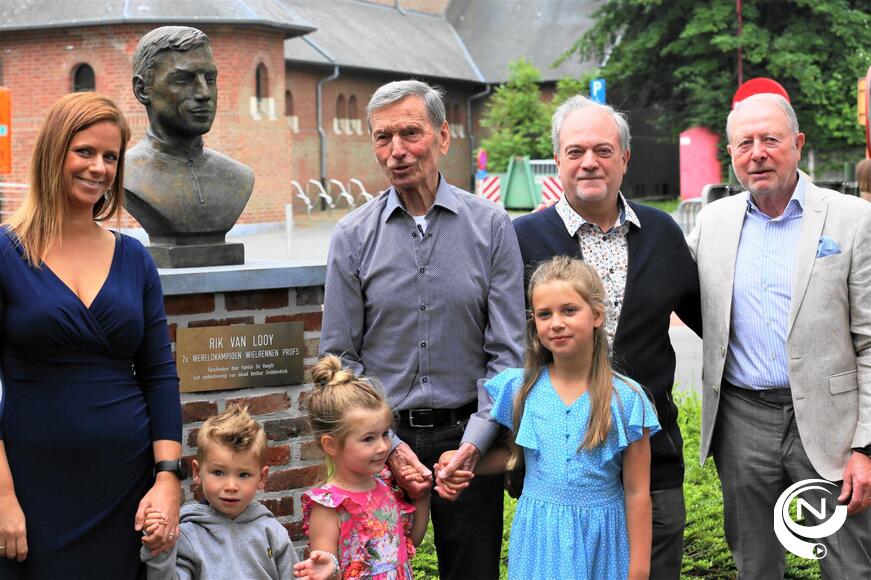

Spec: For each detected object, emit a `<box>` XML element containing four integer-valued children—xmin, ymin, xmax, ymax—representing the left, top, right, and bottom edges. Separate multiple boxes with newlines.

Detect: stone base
<box><xmin>147</xmin><ymin>242</ymin><xmax>245</xmax><ymax>268</ymax></box>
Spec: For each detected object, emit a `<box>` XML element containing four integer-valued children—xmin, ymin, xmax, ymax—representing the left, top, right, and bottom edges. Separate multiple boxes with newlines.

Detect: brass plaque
<box><xmin>177</xmin><ymin>322</ymin><xmax>304</xmax><ymax>392</ymax></box>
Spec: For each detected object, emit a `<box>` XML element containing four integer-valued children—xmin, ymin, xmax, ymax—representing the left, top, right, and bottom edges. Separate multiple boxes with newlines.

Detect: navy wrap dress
<box><xmin>0</xmin><ymin>229</ymin><xmax>181</xmax><ymax>579</ymax></box>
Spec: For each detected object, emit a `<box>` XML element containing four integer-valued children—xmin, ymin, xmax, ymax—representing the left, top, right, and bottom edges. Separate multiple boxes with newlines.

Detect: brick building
<box><xmin>0</xmin><ymin>2</ymin><xmax>317</xmax><ymax>225</ymax></box>
<box><xmin>0</xmin><ymin>0</ymin><xmax>676</xmax><ymax>227</ymax></box>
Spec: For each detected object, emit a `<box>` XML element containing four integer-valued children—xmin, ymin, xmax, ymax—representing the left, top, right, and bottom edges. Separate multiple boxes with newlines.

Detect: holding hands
<box><xmin>136</xmin><ymin>474</ymin><xmax>181</xmax><ymax>556</ymax></box>
<box><xmin>387</xmin><ymin>442</ymin><xmax>433</xmax><ymax>499</ymax></box>
<box><xmin>141</xmin><ymin>507</ymin><xmax>170</xmax><ymax>537</ymax></box>
<box><xmin>387</xmin><ymin>441</ymin><xmax>477</xmax><ymax>501</ymax></box>
<box><xmin>435</xmin><ymin>444</ymin><xmax>478</xmax><ymax>500</ymax></box>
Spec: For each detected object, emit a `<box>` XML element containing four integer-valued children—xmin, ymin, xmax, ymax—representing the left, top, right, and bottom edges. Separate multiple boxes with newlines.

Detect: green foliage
<box><xmin>566</xmin><ymin>0</ymin><xmax>871</xmax><ymax>151</ymax></box>
<box><xmin>480</xmin><ymin>59</ymin><xmax>554</xmax><ymax>172</ymax></box>
<box><xmin>643</xmin><ymin>197</ymin><xmax>681</xmax><ymax>214</ymax></box>
<box><xmin>413</xmin><ymin>393</ymin><xmax>824</xmax><ymax>578</ymax></box>
<box><xmin>677</xmin><ymin>392</ymin><xmax>738</xmax><ymax>577</ymax></box>
<box><xmin>553</xmin><ymin>76</ymin><xmax>590</xmax><ymax>111</ymax></box>
<box><xmin>478</xmin><ymin>60</ymin><xmax>600</xmax><ymax>172</ymax></box>
<box><xmin>411</xmin><ymin>525</ymin><xmax>439</xmax><ymax>579</ymax></box>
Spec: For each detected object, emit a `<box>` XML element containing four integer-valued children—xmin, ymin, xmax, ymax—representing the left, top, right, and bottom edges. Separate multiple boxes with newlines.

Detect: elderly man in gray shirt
<box><xmin>319</xmin><ymin>80</ymin><xmax>525</xmax><ymax>580</ymax></box>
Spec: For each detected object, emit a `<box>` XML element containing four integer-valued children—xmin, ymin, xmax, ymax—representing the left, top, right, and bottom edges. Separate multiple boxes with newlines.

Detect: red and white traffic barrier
<box><xmin>481</xmin><ymin>175</ymin><xmax>501</xmax><ymax>204</ymax></box>
<box><xmin>538</xmin><ymin>175</ymin><xmax>563</xmax><ymax>203</ymax></box>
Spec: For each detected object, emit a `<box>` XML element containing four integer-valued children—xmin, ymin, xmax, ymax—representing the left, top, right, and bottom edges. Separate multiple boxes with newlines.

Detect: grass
<box><xmin>411</xmin><ymin>392</ymin><xmax>821</xmax><ymax>579</ymax></box>
<box><xmin>640</xmin><ymin>197</ymin><xmax>682</xmax><ymax>214</ymax></box>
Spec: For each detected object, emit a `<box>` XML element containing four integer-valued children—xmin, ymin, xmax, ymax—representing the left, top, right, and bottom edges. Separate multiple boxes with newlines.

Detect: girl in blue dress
<box><xmin>444</xmin><ymin>256</ymin><xmax>660</xmax><ymax>579</ymax></box>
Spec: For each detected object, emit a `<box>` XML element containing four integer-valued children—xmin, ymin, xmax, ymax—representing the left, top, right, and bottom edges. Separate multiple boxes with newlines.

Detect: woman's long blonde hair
<box><xmin>5</xmin><ymin>92</ymin><xmax>130</xmax><ymax>266</ymax></box>
<box><xmin>507</xmin><ymin>256</ymin><xmax>614</xmax><ymax>471</ymax></box>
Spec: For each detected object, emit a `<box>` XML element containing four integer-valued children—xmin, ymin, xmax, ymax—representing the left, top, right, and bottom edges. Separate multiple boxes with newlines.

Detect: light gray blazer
<box><xmin>687</xmin><ymin>179</ymin><xmax>871</xmax><ymax>480</ymax></box>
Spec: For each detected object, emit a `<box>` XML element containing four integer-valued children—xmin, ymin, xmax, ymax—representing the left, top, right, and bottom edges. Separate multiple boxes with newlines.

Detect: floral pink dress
<box><xmin>302</xmin><ymin>472</ymin><xmax>416</xmax><ymax>579</ymax></box>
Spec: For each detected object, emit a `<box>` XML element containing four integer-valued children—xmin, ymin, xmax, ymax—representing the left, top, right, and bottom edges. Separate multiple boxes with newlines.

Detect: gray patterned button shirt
<box><xmin>555</xmin><ymin>193</ymin><xmax>641</xmax><ymax>344</ymax></box>
<box><xmin>320</xmin><ymin>176</ymin><xmax>526</xmax><ymax>452</ymax></box>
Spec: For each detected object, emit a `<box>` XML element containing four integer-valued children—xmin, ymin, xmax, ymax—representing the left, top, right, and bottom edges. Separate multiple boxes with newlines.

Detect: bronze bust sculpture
<box><xmin>125</xmin><ymin>26</ymin><xmax>254</xmax><ymax>268</ymax></box>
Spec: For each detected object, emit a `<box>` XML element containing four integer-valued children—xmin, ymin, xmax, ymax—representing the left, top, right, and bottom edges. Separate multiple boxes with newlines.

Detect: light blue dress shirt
<box><xmin>723</xmin><ymin>174</ymin><xmax>806</xmax><ymax>390</ymax></box>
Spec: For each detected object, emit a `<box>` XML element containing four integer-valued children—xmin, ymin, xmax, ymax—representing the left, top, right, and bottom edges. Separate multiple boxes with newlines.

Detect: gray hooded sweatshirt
<box><xmin>141</xmin><ymin>501</ymin><xmax>299</xmax><ymax>579</ymax></box>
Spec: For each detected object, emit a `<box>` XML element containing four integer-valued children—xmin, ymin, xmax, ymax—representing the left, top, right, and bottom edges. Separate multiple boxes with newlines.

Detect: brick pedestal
<box><xmin>159</xmin><ymin>260</ymin><xmax>326</xmax><ymax>544</ymax></box>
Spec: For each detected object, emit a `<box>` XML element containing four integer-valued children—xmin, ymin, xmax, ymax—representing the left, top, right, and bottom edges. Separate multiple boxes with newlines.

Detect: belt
<box><xmin>722</xmin><ymin>380</ymin><xmax>792</xmax><ymax>402</ymax></box>
<box><xmin>395</xmin><ymin>402</ymin><xmax>477</xmax><ymax>428</ymax></box>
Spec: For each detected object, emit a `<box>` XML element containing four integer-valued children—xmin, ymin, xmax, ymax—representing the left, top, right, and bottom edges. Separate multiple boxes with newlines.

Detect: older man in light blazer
<box><xmin>688</xmin><ymin>93</ymin><xmax>871</xmax><ymax>579</ymax></box>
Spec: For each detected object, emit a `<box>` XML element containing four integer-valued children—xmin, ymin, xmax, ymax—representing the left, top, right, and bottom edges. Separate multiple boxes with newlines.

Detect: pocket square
<box><xmin>816</xmin><ymin>236</ymin><xmax>841</xmax><ymax>258</ymax></box>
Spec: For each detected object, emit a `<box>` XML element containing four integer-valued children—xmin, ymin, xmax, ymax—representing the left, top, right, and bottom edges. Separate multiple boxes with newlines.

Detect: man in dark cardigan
<box><xmin>513</xmin><ymin>95</ymin><xmax>702</xmax><ymax>579</ymax></box>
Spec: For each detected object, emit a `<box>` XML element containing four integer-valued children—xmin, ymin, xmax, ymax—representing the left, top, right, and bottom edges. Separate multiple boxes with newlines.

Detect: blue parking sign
<box><xmin>590</xmin><ymin>78</ymin><xmax>606</xmax><ymax>104</ymax></box>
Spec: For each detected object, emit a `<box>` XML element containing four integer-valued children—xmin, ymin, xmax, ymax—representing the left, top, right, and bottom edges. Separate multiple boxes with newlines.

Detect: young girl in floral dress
<box><xmin>295</xmin><ymin>355</ymin><xmax>430</xmax><ymax>580</ymax></box>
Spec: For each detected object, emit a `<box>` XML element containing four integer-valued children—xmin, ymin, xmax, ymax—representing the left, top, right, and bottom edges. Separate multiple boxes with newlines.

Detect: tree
<box><xmin>565</xmin><ymin>0</ymin><xmax>871</xmax><ymax>152</ymax></box>
<box><xmin>480</xmin><ymin>59</ymin><xmax>553</xmax><ymax>172</ymax></box>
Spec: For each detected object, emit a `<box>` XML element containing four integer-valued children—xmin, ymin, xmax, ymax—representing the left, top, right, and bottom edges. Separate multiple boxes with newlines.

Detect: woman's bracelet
<box><xmin>327</xmin><ymin>552</ymin><xmax>340</xmax><ymax>578</ymax></box>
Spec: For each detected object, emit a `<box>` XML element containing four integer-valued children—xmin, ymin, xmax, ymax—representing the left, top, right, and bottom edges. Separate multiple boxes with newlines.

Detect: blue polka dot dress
<box><xmin>486</xmin><ymin>367</ymin><xmax>661</xmax><ymax>580</ymax></box>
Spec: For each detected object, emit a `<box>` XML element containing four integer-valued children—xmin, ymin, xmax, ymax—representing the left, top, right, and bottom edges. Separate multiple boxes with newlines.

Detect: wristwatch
<box><xmin>851</xmin><ymin>445</ymin><xmax>871</xmax><ymax>458</ymax></box>
<box><xmin>155</xmin><ymin>459</ymin><xmax>188</xmax><ymax>480</ymax></box>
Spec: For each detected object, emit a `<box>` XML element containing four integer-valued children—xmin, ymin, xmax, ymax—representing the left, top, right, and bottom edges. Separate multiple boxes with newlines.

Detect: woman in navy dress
<box><xmin>0</xmin><ymin>93</ymin><xmax>183</xmax><ymax>578</ymax></box>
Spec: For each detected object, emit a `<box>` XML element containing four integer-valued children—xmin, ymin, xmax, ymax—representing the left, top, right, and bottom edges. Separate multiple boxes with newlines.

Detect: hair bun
<box><xmin>311</xmin><ymin>354</ymin><xmax>355</xmax><ymax>388</ymax></box>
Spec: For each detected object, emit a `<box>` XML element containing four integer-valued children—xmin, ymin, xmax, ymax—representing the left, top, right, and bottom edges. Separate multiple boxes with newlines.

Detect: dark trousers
<box><xmin>713</xmin><ymin>384</ymin><xmax>871</xmax><ymax>580</ymax></box>
<box><xmin>651</xmin><ymin>486</ymin><xmax>686</xmax><ymax>580</ymax></box>
<box><xmin>396</xmin><ymin>421</ymin><xmax>504</xmax><ymax>580</ymax></box>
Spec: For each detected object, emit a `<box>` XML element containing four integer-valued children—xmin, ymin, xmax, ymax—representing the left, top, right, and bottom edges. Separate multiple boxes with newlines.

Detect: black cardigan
<box><xmin>513</xmin><ymin>202</ymin><xmax>702</xmax><ymax>491</ymax></box>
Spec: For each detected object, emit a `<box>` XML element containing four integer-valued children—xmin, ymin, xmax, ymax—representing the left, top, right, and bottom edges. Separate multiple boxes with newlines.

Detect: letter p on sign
<box><xmin>590</xmin><ymin>79</ymin><xmax>606</xmax><ymax>104</ymax></box>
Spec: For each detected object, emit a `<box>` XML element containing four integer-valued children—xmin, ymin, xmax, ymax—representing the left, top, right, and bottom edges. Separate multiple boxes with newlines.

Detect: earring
<box><xmin>104</xmin><ymin>190</ymin><xmax>111</xmax><ymax>202</ymax></box>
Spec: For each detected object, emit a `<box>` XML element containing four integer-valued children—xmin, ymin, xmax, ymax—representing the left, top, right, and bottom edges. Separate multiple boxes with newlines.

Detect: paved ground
<box><xmin>229</xmin><ymin>209</ymin><xmax>704</xmax><ymax>395</ymax></box>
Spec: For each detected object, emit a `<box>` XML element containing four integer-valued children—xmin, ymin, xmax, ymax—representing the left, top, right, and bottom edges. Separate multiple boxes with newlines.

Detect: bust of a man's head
<box><xmin>125</xmin><ymin>25</ymin><xmax>254</xmax><ymax>268</ymax></box>
<box><xmin>132</xmin><ymin>26</ymin><xmax>218</xmax><ymax>144</ymax></box>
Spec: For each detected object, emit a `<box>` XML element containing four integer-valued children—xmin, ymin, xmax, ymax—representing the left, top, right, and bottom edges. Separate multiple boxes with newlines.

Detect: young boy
<box><xmin>141</xmin><ymin>405</ymin><xmax>333</xmax><ymax>579</ymax></box>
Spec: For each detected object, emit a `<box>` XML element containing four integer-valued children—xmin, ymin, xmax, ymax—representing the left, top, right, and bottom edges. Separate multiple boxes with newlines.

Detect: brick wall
<box><xmin>0</xmin><ymin>24</ymin><xmax>293</xmax><ymax>225</ymax></box>
<box><xmin>285</xmin><ymin>65</ymin><xmax>477</xmax><ymax>213</ymax></box>
<box><xmin>163</xmin><ymin>283</ymin><xmax>325</xmax><ymax>545</ymax></box>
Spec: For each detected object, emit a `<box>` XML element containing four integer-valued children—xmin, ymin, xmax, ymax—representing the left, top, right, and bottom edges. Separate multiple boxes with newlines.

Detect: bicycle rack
<box><xmin>349</xmin><ymin>178</ymin><xmax>374</xmax><ymax>203</ymax></box>
<box><xmin>308</xmin><ymin>179</ymin><xmax>335</xmax><ymax>214</ymax></box>
<box><xmin>290</xmin><ymin>180</ymin><xmax>313</xmax><ymax>217</ymax></box>
<box><xmin>328</xmin><ymin>179</ymin><xmax>356</xmax><ymax>209</ymax></box>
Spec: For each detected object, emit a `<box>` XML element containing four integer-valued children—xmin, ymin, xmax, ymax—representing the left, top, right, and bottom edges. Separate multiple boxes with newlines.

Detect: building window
<box><xmin>334</xmin><ymin>94</ymin><xmax>347</xmax><ymax>134</ymax></box>
<box><xmin>256</xmin><ymin>64</ymin><xmax>269</xmax><ymax>101</ymax></box>
<box><xmin>450</xmin><ymin>103</ymin><xmax>465</xmax><ymax>139</ymax></box>
<box><xmin>348</xmin><ymin>95</ymin><xmax>362</xmax><ymax>135</ymax></box>
<box><xmin>250</xmin><ymin>63</ymin><xmax>275</xmax><ymax>119</ymax></box>
<box><xmin>285</xmin><ymin>89</ymin><xmax>294</xmax><ymax>116</ymax></box>
<box><xmin>285</xmin><ymin>89</ymin><xmax>299</xmax><ymax>133</ymax></box>
<box><xmin>72</xmin><ymin>64</ymin><xmax>95</xmax><ymax>92</ymax></box>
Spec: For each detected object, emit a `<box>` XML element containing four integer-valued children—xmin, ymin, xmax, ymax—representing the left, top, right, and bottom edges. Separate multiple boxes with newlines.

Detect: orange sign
<box><xmin>0</xmin><ymin>88</ymin><xmax>10</xmax><ymax>174</ymax></box>
<box><xmin>859</xmin><ymin>78</ymin><xmax>867</xmax><ymax>126</ymax></box>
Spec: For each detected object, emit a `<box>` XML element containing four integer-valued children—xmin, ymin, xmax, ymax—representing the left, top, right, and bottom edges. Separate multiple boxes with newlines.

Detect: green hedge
<box><xmin>412</xmin><ymin>392</ymin><xmax>822</xmax><ymax>579</ymax></box>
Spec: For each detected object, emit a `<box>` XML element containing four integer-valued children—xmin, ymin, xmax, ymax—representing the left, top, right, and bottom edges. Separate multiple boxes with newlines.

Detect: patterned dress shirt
<box><xmin>320</xmin><ymin>176</ymin><xmax>526</xmax><ymax>452</ymax></box>
<box><xmin>554</xmin><ymin>194</ymin><xmax>641</xmax><ymax>344</ymax></box>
